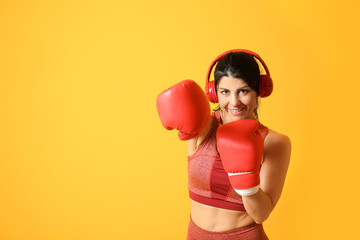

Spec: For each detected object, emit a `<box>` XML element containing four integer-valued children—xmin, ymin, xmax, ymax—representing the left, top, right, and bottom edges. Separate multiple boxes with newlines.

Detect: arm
<box><xmin>242</xmin><ymin>132</ymin><xmax>291</xmax><ymax>224</ymax></box>
<box><xmin>187</xmin><ymin>116</ymin><xmax>213</xmax><ymax>155</ymax></box>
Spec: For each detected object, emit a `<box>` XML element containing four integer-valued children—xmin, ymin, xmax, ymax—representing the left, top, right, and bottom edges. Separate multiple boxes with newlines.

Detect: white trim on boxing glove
<box><xmin>227</xmin><ymin>172</ymin><xmax>260</xmax><ymax>196</ymax></box>
<box><xmin>233</xmin><ymin>185</ymin><xmax>260</xmax><ymax>196</ymax></box>
<box><xmin>228</xmin><ymin>172</ymin><xmax>254</xmax><ymax>176</ymax></box>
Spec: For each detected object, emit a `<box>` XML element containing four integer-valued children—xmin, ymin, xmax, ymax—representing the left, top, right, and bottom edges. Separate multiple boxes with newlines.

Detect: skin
<box><xmin>187</xmin><ymin>76</ymin><xmax>291</xmax><ymax>232</ymax></box>
<box><xmin>217</xmin><ymin>76</ymin><xmax>258</xmax><ymax>123</ymax></box>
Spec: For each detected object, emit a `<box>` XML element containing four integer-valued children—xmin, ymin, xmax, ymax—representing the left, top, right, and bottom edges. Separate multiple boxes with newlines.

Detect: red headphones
<box><xmin>205</xmin><ymin>49</ymin><xmax>273</xmax><ymax>103</ymax></box>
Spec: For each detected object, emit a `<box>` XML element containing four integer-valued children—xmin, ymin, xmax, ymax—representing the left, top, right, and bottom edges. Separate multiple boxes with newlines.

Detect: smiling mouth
<box><xmin>229</xmin><ymin>107</ymin><xmax>245</xmax><ymax>114</ymax></box>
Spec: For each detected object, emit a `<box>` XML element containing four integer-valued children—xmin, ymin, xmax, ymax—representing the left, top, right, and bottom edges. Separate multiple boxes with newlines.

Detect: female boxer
<box><xmin>156</xmin><ymin>50</ymin><xmax>291</xmax><ymax>239</ymax></box>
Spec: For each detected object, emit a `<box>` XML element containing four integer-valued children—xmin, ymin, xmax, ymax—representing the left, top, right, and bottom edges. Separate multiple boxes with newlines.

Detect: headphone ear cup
<box><xmin>205</xmin><ymin>80</ymin><xmax>218</xmax><ymax>103</ymax></box>
<box><xmin>259</xmin><ymin>75</ymin><xmax>273</xmax><ymax>98</ymax></box>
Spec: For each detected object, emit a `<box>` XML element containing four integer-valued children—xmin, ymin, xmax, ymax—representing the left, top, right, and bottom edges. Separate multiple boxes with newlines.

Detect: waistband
<box><xmin>187</xmin><ymin>216</ymin><xmax>268</xmax><ymax>240</ymax></box>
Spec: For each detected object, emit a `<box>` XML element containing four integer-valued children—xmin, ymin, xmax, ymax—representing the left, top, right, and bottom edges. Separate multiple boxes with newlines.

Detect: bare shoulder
<box><xmin>263</xmin><ymin>129</ymin><xmax>292</xmax><ymax>167</ymax></box>
<box><xmin>264</xmin><ymin>129</ymin><xmax>291</xmax><ymax>154</ymax></box>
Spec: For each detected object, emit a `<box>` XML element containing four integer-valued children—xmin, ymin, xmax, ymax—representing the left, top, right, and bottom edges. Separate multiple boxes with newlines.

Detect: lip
<box><xmin>228</xmin><ymin>107</ymin><xmax>246</xmax><ymax>115</ymax></box>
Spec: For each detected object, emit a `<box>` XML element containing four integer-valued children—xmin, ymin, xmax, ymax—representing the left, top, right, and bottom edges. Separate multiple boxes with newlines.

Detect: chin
<box><xmin>231</xmin><ymin>111</ymin><xmax>248</xmax><ymax>119</ymax></box>
<box><xmin>228</xmin><ymin>115</ymin><xmax>246</xmax><ymax>123</ymax></box>
<box><xmin>222</xmin><ymin>110</ymin><xmax>252</xmax><ymax>123</ymax></box>
<box><xmin>232</xmin><ymin>116</ymin><xmax>246</xmax><ymax>121</ymax></box>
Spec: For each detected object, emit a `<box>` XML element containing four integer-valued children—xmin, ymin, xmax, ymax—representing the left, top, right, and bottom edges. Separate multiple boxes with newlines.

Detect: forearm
<box><xmin>242</xmin><ymin>188</ymin><xmax>274</xmax><ymax>224</ymax></box>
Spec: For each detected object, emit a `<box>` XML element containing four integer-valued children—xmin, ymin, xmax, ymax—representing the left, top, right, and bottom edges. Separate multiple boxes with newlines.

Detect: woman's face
<box><xmin>217</xmin><ymin>76</ymin><xmax>258</xmax><ymax>124</ymax></box>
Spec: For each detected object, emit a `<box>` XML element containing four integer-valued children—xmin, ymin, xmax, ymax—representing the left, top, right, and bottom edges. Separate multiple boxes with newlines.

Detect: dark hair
<box><xmin>213</xmin><ymin>52</ymin><xmax>261</xmax><ymax>120</ymax></box>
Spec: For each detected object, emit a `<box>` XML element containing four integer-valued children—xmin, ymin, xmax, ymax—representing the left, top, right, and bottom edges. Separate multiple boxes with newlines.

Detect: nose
<box><xmin>230</xmin><ymin>93</ymin><xmax>241</xmax><ymax>107</ymax></box>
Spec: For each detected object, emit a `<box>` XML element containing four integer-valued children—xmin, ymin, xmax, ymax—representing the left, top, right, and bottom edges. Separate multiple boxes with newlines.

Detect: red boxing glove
<box><xmin>216</xmin><ymin>119</ymin><xmax>264</xmax><ymax>196</ymax></box>
<box><xmin>156</xmin><ymin>80</ymin><xmax>210</xmax><ymax>140</ymax></box>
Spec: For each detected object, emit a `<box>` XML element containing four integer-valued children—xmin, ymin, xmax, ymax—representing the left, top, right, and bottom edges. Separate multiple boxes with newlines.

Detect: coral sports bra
<box><xmin>188</xmin><ymin>112</ymin><xmax>269</xmax><ymax>211</ymax></box>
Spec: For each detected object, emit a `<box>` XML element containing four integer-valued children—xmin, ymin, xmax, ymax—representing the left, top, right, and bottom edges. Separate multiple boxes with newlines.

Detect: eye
<box><xmin>220</xmin><ymin>90</ymin><xmax>229</xmax><ymax>95</ymax></box>
<box><xmin>239</xmin><ymin>89</ymin><xmax>249</xmax><ymax>94</ymax></box>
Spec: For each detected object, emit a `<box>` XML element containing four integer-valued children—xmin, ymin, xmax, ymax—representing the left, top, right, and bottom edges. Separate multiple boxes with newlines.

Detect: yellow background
<box><xmin>1</xmin><ymin>0</ymin><xmax>359</xmax><ymax>239</ymax></box>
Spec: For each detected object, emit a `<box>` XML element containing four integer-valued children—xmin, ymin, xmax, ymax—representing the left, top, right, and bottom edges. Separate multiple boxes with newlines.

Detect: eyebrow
<box><xmin>218</xmin><ymin>86</ymin><xmax>250</xmax><ymax>90</ymax></box>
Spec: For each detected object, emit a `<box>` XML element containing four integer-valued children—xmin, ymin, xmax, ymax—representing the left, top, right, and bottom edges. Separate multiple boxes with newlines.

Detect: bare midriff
<box><xmin>190</xmin><ymin>199</ymin><xmax>255</xmax><ymax>232</ymax></box>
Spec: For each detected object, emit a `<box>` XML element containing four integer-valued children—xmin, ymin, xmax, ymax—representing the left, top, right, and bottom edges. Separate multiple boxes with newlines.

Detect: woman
<box><xmin>156</xmin><ymin>50</ymin><xmax>291</xmax><ymax>239</ymax></box>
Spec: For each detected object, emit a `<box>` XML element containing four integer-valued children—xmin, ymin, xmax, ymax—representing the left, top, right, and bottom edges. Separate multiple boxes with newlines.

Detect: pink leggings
<box><xmin>187</xmin><ymin>217</ymin><xmax>269</xmax><ymax>240</ymax></box>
